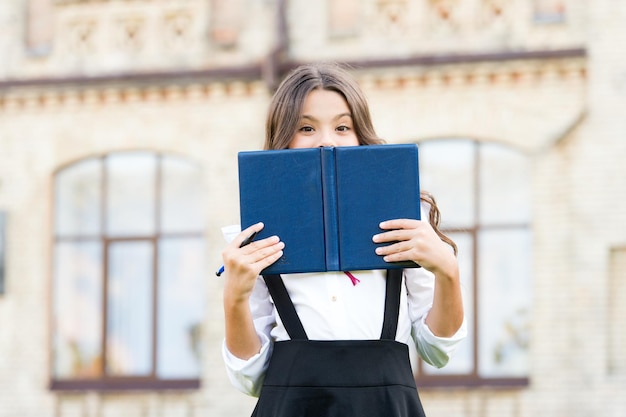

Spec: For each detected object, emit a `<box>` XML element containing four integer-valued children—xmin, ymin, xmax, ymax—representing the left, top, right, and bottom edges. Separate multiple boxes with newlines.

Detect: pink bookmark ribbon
<box><xmin>344</xmin><ymin>271</ymin><xmax>360</xmax><ymax>286</ymax></box>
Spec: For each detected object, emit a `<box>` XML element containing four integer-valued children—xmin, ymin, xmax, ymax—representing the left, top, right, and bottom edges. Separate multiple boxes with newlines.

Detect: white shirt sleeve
<box><xmin>404</xmin><ymin>267</ymin><xmax>467</xmax><ymax>368</ymax></box>
<box><xmin>222</xmin><ymin>277</ymin><xmax>275</xmax><ymax>397</ymax></box>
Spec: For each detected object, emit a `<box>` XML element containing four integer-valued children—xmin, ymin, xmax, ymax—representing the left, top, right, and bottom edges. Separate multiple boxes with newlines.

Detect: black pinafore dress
<box><xmin>252</xmin><ymin>270</ymin><xmax>426</xmax><ymax>417</ymax></box>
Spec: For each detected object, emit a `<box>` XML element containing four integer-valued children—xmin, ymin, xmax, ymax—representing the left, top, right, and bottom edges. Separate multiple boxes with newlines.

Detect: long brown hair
<box><xmin>265</xmin><ymin>63</ymin><xmax>457</xmax><ymax>255</ymax></box>
<box><xmin>265</xmin><ymin>63</ymin><xmax>383</xmax><ymax>150</ymax></box>
<box><xmin>420</xmin><ymin>191</ymin><xmax>458</xmax><ymax>256</ymax></box>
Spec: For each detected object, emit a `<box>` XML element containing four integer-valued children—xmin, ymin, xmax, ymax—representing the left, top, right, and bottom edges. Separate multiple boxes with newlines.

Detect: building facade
<box><xmin>0</xmin><ymin>0</ymin><xmax>625</xmax><ymax>416</ymax></box>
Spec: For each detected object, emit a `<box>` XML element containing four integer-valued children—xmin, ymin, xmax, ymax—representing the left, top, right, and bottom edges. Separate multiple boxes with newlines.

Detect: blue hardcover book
<box><xmin>238</xmin><ymin>144</ymin><xmax>421</xmax><ymax>274</ymax></box>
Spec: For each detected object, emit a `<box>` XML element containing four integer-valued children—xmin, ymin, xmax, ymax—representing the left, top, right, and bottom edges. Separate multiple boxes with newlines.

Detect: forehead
<box><xmin>301</xmin><ymin>89</ymin><xmax>351</xmax><ymax>116</ymax></box>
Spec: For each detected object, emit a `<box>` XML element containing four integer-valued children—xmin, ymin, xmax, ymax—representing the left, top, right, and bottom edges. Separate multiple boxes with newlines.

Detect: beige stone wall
<box><xmin>2</xmin><ymin>0</ymin><xmax>626</xmax><ymax>416</ymax></box>
<box><xmin>288</xmin><ymin>0</ymin><xmax>586</xmax><ymax>61</ymax></box>
<box><xmin>8</xmin><ymin>0</ymin><xmax>276</xmax><ymax>78</ymax></box>
<box><xmin>0</xmin><ymin>80</ymin><xmax>270</xmax><ymax>416</ymax></box>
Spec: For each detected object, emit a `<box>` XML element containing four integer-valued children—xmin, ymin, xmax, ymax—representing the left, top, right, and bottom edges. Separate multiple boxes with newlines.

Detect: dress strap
<box><xmin>380</xmin><ymin>269</ymin><xmax>403</xmax><ymax>340</ymax></box>
<box><xmin>263</xmin><ymin>274</ymin><xmax>309</xmax><ymax>340</ymax></box>
<box><xmin>264</xmin><ymin>270</ymin><xmax>403</xmax><ymax>341</ymax></box>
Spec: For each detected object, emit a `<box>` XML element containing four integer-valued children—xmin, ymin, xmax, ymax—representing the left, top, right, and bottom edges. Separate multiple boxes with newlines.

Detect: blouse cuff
<box><xmin>222</xmin><ymin>332</ymin><xmax>272</xmax><ymax>397</ymax></box>
<box><xmin>414</xmin><ymin>315</ymin><xmax>467</xmax><ymax>369</ymax></box>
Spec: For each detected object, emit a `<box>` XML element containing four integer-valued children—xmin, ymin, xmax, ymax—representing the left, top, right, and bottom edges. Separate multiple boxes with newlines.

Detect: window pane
<box><xmin>419</xmin><ymin>139</ymin><xmax>475</xmax><ymax>228</ymax></box>
<box><xmin>422</xmin><ymin>232</ymin><xmax>474</xmax><ymax>375</ymax></box>
<box><xmin>479</xmin><ymin>144</ymin><xmax>531</xmax><ymax>225</ymax></box>
<box><xmin>161</xmin><ymin>156</ymin><xmax>205</xmax><ymax>233</ymax></box>
<box><xmin>106</xmin><ymin>153</ymin><xmax>156</xmax><ymax>237</ymax></box>
<box><xmin>53</xmin><ymin>241</ymin><xmax>102</xmax><ymax>378</ymax></box>
<box><xmin>106</xmin><ymin>241</ymin><xmax>153</xmax><ymax>376</ymax></box>
<box><xmin>157</xmin><ymin>238</ymin><xmax>205</xmax><ymax>378</ymax></box>
<box><xmin>478</xmin><ymin>228</ymin><xmax>531</xmax><ymax>377</ymax></box>
<box><xmin>55</xmin><ymin>158</ymin><xmax>101</xmax><ymax>236</ymax></box>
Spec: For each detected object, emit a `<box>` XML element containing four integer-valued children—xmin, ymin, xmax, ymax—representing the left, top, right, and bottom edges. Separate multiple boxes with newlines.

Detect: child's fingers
<box><xmin>373</xmin><ymin>229</ymin><xmax>411</xmax><ymax>244</ymax></box>
<box><xmin>378</xmin><ymin>218</ymin><xmax>420</xmax><ymax>230</ymax></box>
<box><xmin>374</xmin><ymin>219</ymin><xmax>423</xmax><ymax>242</ymax></box>
<box><xmin>376</xmin><ymin>239</ymin><xmax>406</xmax><ymax>254</ymax></box>
<box><xmin>233</xmin><ymin>222</ymin><xmax>264</xmax><ymax>248</ymax></box>
<box><xmin>252</xmin><ymin>247</ymin><xmax>284</xmax><ymax>272</ymax></box>
<box><xmin>246</xmin><ymin>240</ymin><xmax>285</xmax><ymax>264</ymax></box>
<box><xmin>241</xmin><ymin>235</ymin><xmax>281</xmax><ymax>256</ymax></box>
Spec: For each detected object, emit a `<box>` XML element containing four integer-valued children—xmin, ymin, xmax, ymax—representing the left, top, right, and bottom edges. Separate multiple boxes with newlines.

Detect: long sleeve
<box><xmin>222</xmin><ymin>277</ymin><xmax>275</xmax><ymax>397</ymax></box>
<box><xmin>405</xmin><ymin>267</ymin><xmax>467</xmax><ymax>368</ymax></box>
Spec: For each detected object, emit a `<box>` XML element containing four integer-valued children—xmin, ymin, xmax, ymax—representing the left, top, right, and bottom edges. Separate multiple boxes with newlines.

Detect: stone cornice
<box><xmin>0</xmin><ymin>48</ymin><xmax>587</xmax><ymax>111</ymax></box>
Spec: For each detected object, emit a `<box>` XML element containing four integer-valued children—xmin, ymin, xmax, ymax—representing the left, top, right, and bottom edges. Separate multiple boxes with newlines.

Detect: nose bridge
<box><xmin>319</xmin><ymin>126</ymin><xmax>337</xmax><ymax>147</ymax></box>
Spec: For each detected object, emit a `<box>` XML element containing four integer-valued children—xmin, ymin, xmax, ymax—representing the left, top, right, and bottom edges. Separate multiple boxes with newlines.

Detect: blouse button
<box><xmin>331</xmin><ymin>295</ymin><xmax>337</xmax><ymax>302</ymax></box>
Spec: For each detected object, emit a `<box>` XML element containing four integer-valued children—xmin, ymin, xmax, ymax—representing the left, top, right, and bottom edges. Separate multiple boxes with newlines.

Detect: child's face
<box><xmin>288</xmin><ymin>89</ymin><xmax>359</xmax><ymax>149</ymax></box>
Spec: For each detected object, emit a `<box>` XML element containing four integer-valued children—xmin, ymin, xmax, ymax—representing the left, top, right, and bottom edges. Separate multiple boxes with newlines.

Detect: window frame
<box><xmin>414</xmin><ymin>138</ymin><xmax>531</xmax><ymax>389</ymax></box>
<box><xmin>49</xmin><ymin>151</ymin><xmax>204</xmax><ymax>391</ymax></box>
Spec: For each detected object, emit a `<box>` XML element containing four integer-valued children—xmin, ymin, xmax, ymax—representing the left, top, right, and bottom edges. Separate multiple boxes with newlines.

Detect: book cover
<box><xmin>238</xmin><ymin>144</ymin><xmax>421</xmax><ymax>274</ymax></box>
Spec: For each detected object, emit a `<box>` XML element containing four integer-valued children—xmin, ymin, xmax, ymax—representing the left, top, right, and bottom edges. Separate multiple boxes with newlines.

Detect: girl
<box><xmin>221</xmin><ymin>63</ymin><xmax>466</xmax><ymax>417</ymax></box>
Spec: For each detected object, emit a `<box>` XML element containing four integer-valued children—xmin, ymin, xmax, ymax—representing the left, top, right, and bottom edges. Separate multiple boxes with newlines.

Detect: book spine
<box><xmin>321</xmin><ymin>147</ymin><xmax>340</xmax><ymax>270</ymax></box>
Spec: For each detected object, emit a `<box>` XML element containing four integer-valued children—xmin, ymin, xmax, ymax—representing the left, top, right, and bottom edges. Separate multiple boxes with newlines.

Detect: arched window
<box><xmin>51</xmin><ymin>152</ymin><xmax>206</xmax><ymax>390</ymax></box>
<box><xmin>417</xmin><ymin>139</ymin><xmax>532</xmax><ymax>387</ymax></box>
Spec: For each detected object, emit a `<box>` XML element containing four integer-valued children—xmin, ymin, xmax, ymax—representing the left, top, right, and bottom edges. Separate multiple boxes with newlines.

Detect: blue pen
<box><xmin>215</xmin><ymin>231</ymin><xmax>258</xmax><ymax>277</ymax></box>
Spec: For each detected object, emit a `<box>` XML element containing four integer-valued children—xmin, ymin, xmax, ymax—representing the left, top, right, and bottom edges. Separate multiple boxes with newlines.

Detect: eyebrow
<box><xmin>300</xmin><ymin>113</ymin><xmax>353</xmax><ymax>122</ymax></box>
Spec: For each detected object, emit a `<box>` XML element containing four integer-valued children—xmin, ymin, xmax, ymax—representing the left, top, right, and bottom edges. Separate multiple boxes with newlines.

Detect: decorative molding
<box><xmin>356</xmin><ymin>59</ymin><xmax>586</xmax><ymax>91</ymax></box>
<box><xmin>0</xmin><ymin>58</ymin><xmax>586</xmax><ymax>114</ymax></box>
<box><xmin>0</xmin><ymin>80</ymin><xmax>267</xmax><ymax>111</ymax></box>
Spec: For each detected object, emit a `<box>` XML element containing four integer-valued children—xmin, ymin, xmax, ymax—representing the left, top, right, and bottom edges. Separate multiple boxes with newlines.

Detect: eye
<box><xmin>299</xmin><ymin>125</ymin><xmax>314</xmax><ymax>132</ymax></box>
<box><xmin>336</xmin><ymin>125</ymin><xmax>350</xmax><ymax>132</ymax></box>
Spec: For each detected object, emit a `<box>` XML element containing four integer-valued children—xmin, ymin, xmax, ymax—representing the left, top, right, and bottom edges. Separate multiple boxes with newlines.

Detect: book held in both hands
<box><xmin>238</xmin><ymin>144</ymin><xmax>422</xmax><ymax>274</ymax></box>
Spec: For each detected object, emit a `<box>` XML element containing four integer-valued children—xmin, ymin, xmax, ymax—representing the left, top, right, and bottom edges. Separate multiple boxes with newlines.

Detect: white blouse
<box><xmin>222</xmin><ymin>267</ymin><xmax>467</xmax><ymax>397</ymax></box>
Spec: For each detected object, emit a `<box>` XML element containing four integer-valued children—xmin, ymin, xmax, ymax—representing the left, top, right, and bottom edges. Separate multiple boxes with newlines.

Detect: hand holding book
<box><xmin>220</xmin><ymin>223</ymin><xmax>285</xmax><ymax>296</ymax></box>
<box><xmin>373</xmin><ymin>218</ymin><xmax>457</xmax><ymax>278</ymax></box>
